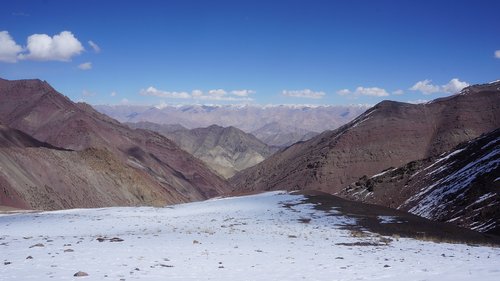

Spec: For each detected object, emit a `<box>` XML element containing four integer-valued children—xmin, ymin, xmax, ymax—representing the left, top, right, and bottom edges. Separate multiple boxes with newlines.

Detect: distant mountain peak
<box><xmin>128</xmin><ymin>122</ymin><xmax>275</xmax><ymax>179</ymax></box>
<box><xmin>94</xmin><ymin>102</ymin><xmax>369</xmax><ymax>147</ymax></box>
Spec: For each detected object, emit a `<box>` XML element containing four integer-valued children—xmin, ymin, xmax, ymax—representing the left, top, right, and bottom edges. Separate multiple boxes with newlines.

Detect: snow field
<box><xmin>1</xmin><ymin>191</ymin><xmax>499</xmax><ymax>280</ymax></box>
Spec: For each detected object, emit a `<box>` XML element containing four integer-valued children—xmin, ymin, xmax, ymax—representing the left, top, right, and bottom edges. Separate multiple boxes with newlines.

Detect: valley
<box><xmin>1</xmin><ymin>2</ymin><xmax>499</xmax><ymax>280</ymax></box>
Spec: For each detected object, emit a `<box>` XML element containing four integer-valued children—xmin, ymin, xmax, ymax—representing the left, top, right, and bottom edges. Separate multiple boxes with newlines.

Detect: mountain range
<box><xmin>95</xmin><ymin>103</ymin><xmax>369</xmax><ymax>147</ymax></box>
<box><xmin>230</xmin><ymin>81</ymin><xmax>500</xmax><ymax>196</ymax></box>
<box><xmin>1</xmin><ymin>77</ymin><xmax>499</xmax><ymax>237</ymax></box>
<box><xmin>0</xmin><ymin>78</ymin><xmax>230</xmax><ymax>210</ymax></box>
<box><xmin>127</xmin><ymin>122</ymin><xmax>275</xmax><ymax>178</ymax></box>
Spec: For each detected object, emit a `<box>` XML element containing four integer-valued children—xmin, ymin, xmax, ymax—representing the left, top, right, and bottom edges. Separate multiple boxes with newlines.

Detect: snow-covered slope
<box><xmin>403</xmin><ymin>129</ymin><xmax>500</xmax><ymax>232</ymax></box>
<box><xmin>1</xmin><ymin>192</ymin><xmax>499</xmax><ymax>280</ymax></box>
<box><xmin>339</xmin><ymin>129</ymin><xmax>500</xmax><ymax>235</ymax></box>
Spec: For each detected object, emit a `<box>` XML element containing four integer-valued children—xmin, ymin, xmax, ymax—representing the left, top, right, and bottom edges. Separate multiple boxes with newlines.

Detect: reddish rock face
<box><xmin>230</xmin><ymin>82</ymin><xmax>500</xmax><ymax>194</ymax></box>
<box><xmin>0</xmin><ymin>78</ymin><xmax>231</xmax><ymax>210</ymax></box>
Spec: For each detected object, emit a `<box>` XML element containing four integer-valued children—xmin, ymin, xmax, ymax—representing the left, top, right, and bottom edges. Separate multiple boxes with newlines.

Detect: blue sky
<box><xmin>1</xmin><ymin>0</ymin><xmax>499</xmax><ymax>106</ymax></box>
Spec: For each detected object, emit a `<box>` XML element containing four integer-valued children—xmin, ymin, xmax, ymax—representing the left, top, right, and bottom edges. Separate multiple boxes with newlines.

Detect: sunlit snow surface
<box><xmin>1</xmin><ymin>191</ymin><xmax>499</xmax><ymax>280</ymax></box>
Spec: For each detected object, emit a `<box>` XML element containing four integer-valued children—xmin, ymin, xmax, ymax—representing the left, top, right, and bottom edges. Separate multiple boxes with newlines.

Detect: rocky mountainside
<box><xmin>0</xmin><ymin>78</ymin><xmax>231</xmax><ymax>210</ymax></box>
<box><xmin>95</xmin><ymin>104</ymin><xmax>369</xmax><ymax>146</ymax></box>
<box><xmin>128</xmin><ymin>122</ymin><xmax>275</xmax><ymax>178</ymax></box>
<box><xmin>0</xmin><ymin>124</ymin><xmax>189</xmax><ymax>210</ymax></box>
<box><xmin>230</xmin><ymin>81</ymin><xmax>500</xmax><ymax>194</ymax></box>
<box><xmin>251</xmin><ymin>122</ymin><xmax>319</xmax><ymax>147</ymax></box>
<box><xmin>338</xmin><ymin>129</ymin><xmax>500</xmax><ymax>235</ymax></box>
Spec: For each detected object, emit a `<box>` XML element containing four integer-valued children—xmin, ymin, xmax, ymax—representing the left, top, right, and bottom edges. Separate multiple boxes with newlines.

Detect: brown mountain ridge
<box><xmin>0</xmin><ymin>78</ymin><xmax>231</xmax><ymax>210</ymax></box>
<box><xmin>230</xmin><ymin>81</ymin><xmax>500</xmax><ymax>194</ymax></box>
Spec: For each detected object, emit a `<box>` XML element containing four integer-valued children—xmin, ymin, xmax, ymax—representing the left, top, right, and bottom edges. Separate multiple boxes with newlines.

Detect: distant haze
<box><xmin>94</xmin><ymin>104</ymin><xmax>370</xmax><ymax>135</ymax></box>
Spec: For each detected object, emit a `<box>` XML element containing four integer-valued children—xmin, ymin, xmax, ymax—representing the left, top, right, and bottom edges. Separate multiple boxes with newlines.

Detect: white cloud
<box><xmin>231</xmin><ymin>89</ymin><xmax>255</xmax><ymax>97</ymax></box>
<box><xmin>337</xmin><ymin>86</ymin><xmax>389</xmax><ymax>97</ymax></box>
<box><xmin>140</xmin><ymin>87</ymin><xmax>254</xmax><ymax>101</ymax></box>
<box><xmin>195</xmin><ymin>89</ymin><xmax>253</xmax><ymax>101</ymax></box>
<box><xmin>120</xmin><ymin>98</ymin><xmax>129</xmax><ymax>104</ymax></box>
<box><xmin>110</xmin><ymin>91</ymin><xmax>117</xmax><ymax>97</ymax></box>
<box><xmin>282</xmin><ymin>89</ymin><xmax>325</xmax><ymax>99</ymax></box>
<box><xmin>78</xmin><ymin>62</ymin><xmax>92</xmax><ymax>70</ymax></box>
<box><xmin>336</xmin><ymin>89</ymin><xmax>351</xmax><ymax>96</ymax></box>
<box><xmin>409</xmin><ymin>79</ymin><xmax>441</xmax><ymax>94</ymax></box>
<box><xmin>410</xmin><ymin>78</ymin><xmax>469</xmax><ymax>95</ymax></box>
<box><xmin>495</xmin><ymin>50</ymin><xmax>500</xmax><ymax>59</ymax></box>
<box><xmin>0</xmin><ymin>31</ymin><xmax>23</xmax><ymax>63</ymax></box>
<box><xmin>208</xmin><ymin>89</ymin><xmax>227</xmax><ymax>97</ymax></box>
<box><xmin>140</xmin><ymin>87</ymin><xmax>191</xmax><ymax>99</ymax></box>
<box><xmin>354</xmin><ymin>87</ymin><xmax>389</xmax><ymax>97</ymax></box>
<box><xmin>18</xmin><ymin>31</ymin><xmax>84</xmax><ymax>61</ymax></box>
<box><xmin>441</xmin><ymin>78</ymin><xmax>469</xmax><ymax>93</ymax></box>
<box><xmin>191</xmin><ymin>89</ymin><xmax>203</xmax><ymax>98</ymax></box>
<box><xmin>88</xmin><ymin>40</ymin><xmax>101</xmax><ymax>53</ymax></box>
<box><xmin>392</xmin><ymin>89</ymin><xmax>404</xmax><ymax>95</ymax></box>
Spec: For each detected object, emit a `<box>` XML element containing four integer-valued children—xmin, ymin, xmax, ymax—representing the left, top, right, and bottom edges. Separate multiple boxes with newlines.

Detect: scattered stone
<box><xmin>151</xmin><ymin>263</ymin><xmax>174</xmax><ymax>268</ymax></box>
<box><xmin>64</xmin><ymin>249</ymin><xmax>75</xmax><ymax>252</ymax></box>
<box><xmin>4</xmin><ymin>261</ymin><xmax>11</xmax><ymax>265</ymax></box>
<box><xmin>29</xmin><ymin>243</ymin><xmax>45</xmax><ymax>248</ymax></box>
<box><xmin>335</xmin><ymin>257</ymin><xmax>344</xmax><ymax>259</ymax></box>
<box><xmin>109</xmin><ymin>237</ymin><xmax>124</xmax><ymax>242</ymax></box>
<box><xmin>298</xmin><ymin>218</ymin><xmax>311</xmax><ymax>224</ymax></box>
<box><xmin>192</xmin><ymin>240</ymin><xmax>200</xmax><ymax>244</ymax></box>
<box><xmin>97</xmin><ymin>237</ymin><xmax>124</xmax><ymax>242</ymax></box>
<box><xmin>26</xmin><ymin>256</ymin><xmax>33</xmax><ymax>259</ymax></box>
<box><xmin>384</xmin><ymin>264</ymin><xmax>391</xmax><ymax>268</ymax></box>
<box><xmin>73</xmin><ymin>271</ymin><xmax>88</xmax><ymax>277</ymax></box>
